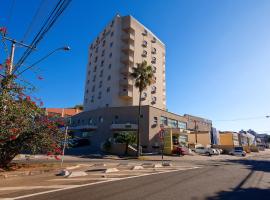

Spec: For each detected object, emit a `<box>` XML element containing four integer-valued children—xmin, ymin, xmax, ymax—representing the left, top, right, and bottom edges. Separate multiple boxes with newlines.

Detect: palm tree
<box><xmin>130</xmin><ymin>61</ymin><xmax>154</xmax><ymax>157</ymax></box>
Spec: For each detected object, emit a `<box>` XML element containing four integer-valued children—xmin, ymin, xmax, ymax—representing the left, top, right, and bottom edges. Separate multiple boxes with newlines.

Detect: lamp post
<box><xmin>16</xmin><ymin>46</ymin><xmax>71</xmax><ymax>76</ymax></box>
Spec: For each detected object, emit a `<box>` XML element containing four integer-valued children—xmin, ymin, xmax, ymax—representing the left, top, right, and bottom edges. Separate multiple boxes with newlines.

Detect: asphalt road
<box><xmin>20</xmin><ymin>155</ymin><xmax>270</xmax><ymax>200</ymax></box>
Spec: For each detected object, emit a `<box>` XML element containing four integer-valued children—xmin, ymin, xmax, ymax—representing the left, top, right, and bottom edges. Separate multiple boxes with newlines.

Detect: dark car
<box><xmin>71</xmin><ymin>138</ymin><xmax>90</xmax><ymax>147</ymax></box>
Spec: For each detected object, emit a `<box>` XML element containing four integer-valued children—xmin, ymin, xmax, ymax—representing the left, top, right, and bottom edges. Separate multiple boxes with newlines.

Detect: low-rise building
<box><xmin>219</xmin><ymin>131</ymin><xmax>240</xmax><ymax>151</ymax></box>
<box><xmin>70</xmin><ymin>105</ymin><xmax>189</xmax><ymax>153</ymax></box>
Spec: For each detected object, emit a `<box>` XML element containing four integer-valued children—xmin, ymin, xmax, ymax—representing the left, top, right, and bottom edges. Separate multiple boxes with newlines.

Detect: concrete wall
<box><xmin>70</xmin><ymin>105</ymin><xmax>188</xmax><ymax>153</ymax></box>
<box><xmin>188</xmin><ymin>131</ymin><xmax>211</xmax><ymax>146</ymax></box>
<box><xmin>184</xmin><ymin>114</ymin><xmax>212</xmax><ymax>132</ymax></box>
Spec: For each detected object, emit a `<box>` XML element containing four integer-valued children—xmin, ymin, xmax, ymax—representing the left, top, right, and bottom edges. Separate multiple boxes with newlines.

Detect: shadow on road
<box><xmin>221</xmin><ymin>159</ymin><xmax>270</xmax><ymax>173</ymax></box>
<box><xmin>208</xmin><ymin>158</ymin><xmax>270</xmax><ymax>200</ymax></box>
<box><xmin>207</xmin><ymin>188</ymin><xmax>270</xmax><ymax>200</ymax></box>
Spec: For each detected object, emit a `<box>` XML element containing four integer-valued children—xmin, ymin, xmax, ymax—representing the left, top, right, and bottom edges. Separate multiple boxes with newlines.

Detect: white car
<box><xmin>229</xmin><ymin>147</ymin><xmax>246</xmax><ymax>157</ymax></box>
<box><xmin>195</xmin><ymin>146</ymin><xmax>214</xmax><ymax>156</ymax></box>
<box><xmin>212</xmin><ymin>149</ymin><xmax>220</xmax><ymax>155</ymax></box>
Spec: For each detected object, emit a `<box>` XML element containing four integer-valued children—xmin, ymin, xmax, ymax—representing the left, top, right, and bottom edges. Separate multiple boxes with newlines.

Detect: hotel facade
<box><xmin>70</xmin><ymin>15</ymin><xmax>212</xmax><ymax>153</ymax></box>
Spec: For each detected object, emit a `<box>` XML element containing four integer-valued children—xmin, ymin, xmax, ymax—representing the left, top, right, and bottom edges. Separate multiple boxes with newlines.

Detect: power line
<box><xmin>13</xmin><ymin>0</ymin><xmax>72</xmax><ymax>73</ymax></box>
<box><xmin>21</xmin><ymin>0</ymin><xmax>48</xmax><ymax>43</ymax></box>
<box><xmin>213</xmin><ymin>116</ymin><xmax>269</xmax><ymax>122</ymax></box>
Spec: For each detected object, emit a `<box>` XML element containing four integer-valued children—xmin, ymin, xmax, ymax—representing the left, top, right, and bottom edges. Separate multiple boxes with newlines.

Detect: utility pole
<box><xmin>3</xmin><ymin>36</ymin><xmax>35</xmax><ymax>76</ymax></box>
<box><xmin>194</xmin><ymin>120</ymin><xmax>198</xmax><ymax>144</ymax></box>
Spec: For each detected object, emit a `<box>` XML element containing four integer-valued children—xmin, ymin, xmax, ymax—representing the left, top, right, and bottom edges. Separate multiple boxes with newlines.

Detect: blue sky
<box><xmin>1</xmin><ymin>0</ymin><xmax>270</xmax><ymax>133</ymax></box>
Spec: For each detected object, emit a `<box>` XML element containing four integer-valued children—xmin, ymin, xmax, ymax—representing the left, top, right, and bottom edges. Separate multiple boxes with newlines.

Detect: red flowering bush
<box><xmin>0</xmin><ymin>65</ymin><xmax>65</xmax><ymax>168</ymax></box>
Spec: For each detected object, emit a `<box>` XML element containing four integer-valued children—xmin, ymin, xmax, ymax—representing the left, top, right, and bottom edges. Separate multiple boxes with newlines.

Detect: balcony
<box><xmin>121</xmin><ymin>55</ymin><xmax>134</xmax><ymax>65</ymax></box>
<box><xmin>119</xmin><ymin>78</ymin><xmax>133</xmax><ymax>87</ymax></box>
<box><xmin>122</xmin><ymin>42</ymin><xmax>135</xmax><ymax>54</ymax></box>
<box><xmin>110</xmin><ymin>123</ymin><xmax>138</xmax><ymax>130</ymax></box>
<box><xmin>122</xmin><ymin>32</ymin><xmax>135</xmax><ymax>42</ymax></box>
<box><xmin>119</xmin><ymin>88</ymin><xmax>133</xmax><ymax>99</ymax></box>
<box><xmin>69</xmin><ymin>125</ymin><xmax>97</xmax><ymax>130</ymax></box>
<box><xmin>120</xmin><ymin>65</ymin><xmax>133</xmax><ymax>74</ymax></box>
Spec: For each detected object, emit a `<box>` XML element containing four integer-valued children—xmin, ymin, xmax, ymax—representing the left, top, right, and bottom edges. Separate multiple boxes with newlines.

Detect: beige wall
<box><xmin>71</xmin><ymin>106</ymin><xmax>187</xmax><ymax>152</ymax></box>
<box><xmin>188</xmin><ymin>131</ymin><xmax>211</xmax><ymax>146</ymax></box>
<box><xmin>83</xmin><ymin>15</ymin><xmax>166</xmax><ymax>111</ymax></box>
<box><xmin>184</xmin><ymin>114</ymin><xmax>212</xmax><ymax>132</ymax></box>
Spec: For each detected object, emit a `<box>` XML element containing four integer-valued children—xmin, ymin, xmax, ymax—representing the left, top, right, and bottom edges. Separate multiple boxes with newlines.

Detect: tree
<box><xmin>0</xmin><ymin>59</ymin><xmax>65</xmax><ymax>169</ymax></box>
<box><xmin>130</xmin><ymin>61</ymin><xmax>154</xmax><ymax>157</ymax></box>
<box><xmin>73</xmin><ymin>104</ymin><xmax>83</xmax><ymax>110</ymax></box>
<box><xmin>114</xmin><ymin>132</ymin><xmax>136</xmax><ymax>155</ymax></box>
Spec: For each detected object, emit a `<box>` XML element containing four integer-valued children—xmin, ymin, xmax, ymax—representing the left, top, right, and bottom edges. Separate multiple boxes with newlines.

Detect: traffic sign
<box><xmin>159</xmin><ymin>130</ymin><xmax>165</xmax><ymax>139</ymax></box>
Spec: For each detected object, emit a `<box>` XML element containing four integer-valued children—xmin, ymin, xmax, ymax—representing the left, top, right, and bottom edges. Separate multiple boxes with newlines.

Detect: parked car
<box><xmin>69</xmin><ymin>138</ymin><xmax>90</xmax><ymax>148</ymax></box>
<box><xmin>229</xmin><ymin>147</ymin><xmax>246</xmax><ymax>157</ymax></box>
<box><xmin>212</xmin><ymin>149</ymin><xmax>220</xmax><ymax>155</ymax></box>
<box><xmin>195</xmin><ymin>146</ymin><xmax>214</xmax><ymax>156</ymax></box>
<box><xmin>175</xmin><ymin>146</ymin><xmax>189</xmax><ymax>156</ymax></box>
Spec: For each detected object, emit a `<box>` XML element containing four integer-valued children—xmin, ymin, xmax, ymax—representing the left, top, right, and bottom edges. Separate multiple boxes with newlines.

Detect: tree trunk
<box><xmin>137</xmin><ymin>90</ymin><xmax>142</xmax><ymax>157</ymax></box>
<box><xmin>0</xmin><ymin>149</ymin><xmax>18</xmax><ymax>169</ymax></box>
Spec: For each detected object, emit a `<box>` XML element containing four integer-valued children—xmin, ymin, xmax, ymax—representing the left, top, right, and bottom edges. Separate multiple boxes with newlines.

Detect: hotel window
<box><xmin>98</xmin><ymin>91</ymin><xmax>102</xmax><ymax>99</ymax></box>
<box><xmin>151</xmin><ymin>57</ymin><xmax>156</xmax><ymax>64</ymax></box>
<box><xmin>153</xmin><ymin>117</ymin><xmax>158</xmax><ymax>125</ymax></box>
<box><xmin>168</xmin><ymin>118</ymin><xmax>177</xmax><ymax>128</ymax></box>
<box><xmin>87</xmin><ymin>80</ymin><xmax>90</xmax><ymax>84</ymax></box>
<box><xmin>90</xmin><ymin>53</ymin><xmax>92</xmax><ymax>57</ymax></box>
<box><xmin>109</xmin><ymin>52</ymin><xmax>112</xmax><ymax>58</ymax></box>
<box><xmin>142</xmin><ymin>40</ymin><xmax>147</xmax><ymax>47</ymax></box>
<box><xmin>102</xmin><ymin>40</ymin><xmax>106</xmax><ymax>47</ymax></box>
<box><xmin>142</xmin><ymin>29</ymin><xmax>148</xmax><ymax>36</ymax></box>
<box><xmin>95</xmin><ymin>47</ymin><xmax>98</xmax><ymax>53</ymax></box>
<box><xmin>92</xmin><ymin>75</ymin><xmax>96</xmax><ymax>82</ymax></box>
<box><xmin>110</xmin><ymin>42</ymin><xmax>113</xmax><ymax>47</ymax></box>
<box><xmin>101</xmin><ymin>60</ymin><xmax>104</xmax><ymax>66</ymax></box>
<box><xmin>84</xmin><ymin>98</ymin><xmax>88</xmax><ymax>103</ymax></box>
<box><xmin>91</xmin><ymin>85</ymin><xmax>95</xmax><ymax>92</ymax></box>
<box><xmin>88</xmin><ymin>70</ymin><xmax>91</xmax><ymax>75</ymax></box>
<box><xmin>142</xmin><ymin>50</ymin><xmax>147</xmax><ymax>57</ymax></box>
<box><xmin>152</xmin><ymin>48</ymin><xmax>156</xmax><ymax>54</ymax></box>
<box><xmin>151</xmin><ymin>86</ymin><xmax>156</xmax><ymax>93</ymax></box>
<box><xmin>107</xmin><ymin>75</ymin><xmax>111</xmax><ymax>81</ymax></box>
<box><xmin>99</xmin><ymin>81</ymin><xmax>102</xmax><ymax>88</ymax></box>
<box><xmin>108</xmin><ymin>64</ymin><xmax>111</xmax><ymax>69</ymax></box>
<box><xmin>111</xmin><ymin>31</ymin><xmax>114</xmax><ymax>37</ymax></box>
<box><xmin>107</xmin><ymin>87</ymin><xmax>110</xmax><ymax>92</ymax></box>
<box><xmin>152</xmin><ymin>37</ymin><xmax>156</xmax><ymax>43</ymax></box>
<box><xmin>151</xmin><ymin>96</ymin><xmax>157</xmax><ymax>104</ymax></box>
<box><xmin>91</xmin><ymin>96</ymin><xmax>94</xmax><ymax>103</ymax></box>
<box><xmin>94</xmin><ymin>56</ymin><xmax>98</xmax><ymax>63</ymax></box>
<box><xmin>141</xmin><ymin>92</ymin><xmax>147</xmax><ymax>100</ymax></box>
<box><xmin>160</xmin><ymin>116</ymin><xmax>168</xmax><ymax>126</ymax></box>
<box><xmin>110</xmin><ymin>20</ymin><xmax>114</xmax><ymax>27</ymax></box>
<box><xmin>94</xmin><ymin>66</ymin><xmax>97</xmax><ymax>72</ymax></box>
<box><xmin>100</xmin><ymin>70</ymin><xmax>103</xmax><ymax>77</ymax></box>
<box><xmin>101</xmin><ymin>50</ymin><xmax>105</xmax><ymax>57</ymax></box>
<box><xmin>86</xmin><ymin>89</ymin><xmax>89</xmax><ymax>94</ymax></box>
<box><xmin>152</xmin><ymin>66</ymin><xmax>156</xmax><ymax>73</ymax></box>
<box><xmin>178</xmin><ymin>121</ymin><xmax>187</xmax><ymax>129</ymax></box>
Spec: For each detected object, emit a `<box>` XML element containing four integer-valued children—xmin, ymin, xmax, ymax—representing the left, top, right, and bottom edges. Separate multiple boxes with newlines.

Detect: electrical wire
<box><xmin>213</xmin><ymin>116</ymin><xmax>269</xmax><ymax>122</ymax></box>
<box><xmin>13</xmin><ymin>0</ymin><xmax>72</xmax><ymax>73</ymax></box>
<box><xmin>21</xmin><ymin>0</ymin><xmax>48</xmax><ymax>43</ymax></box>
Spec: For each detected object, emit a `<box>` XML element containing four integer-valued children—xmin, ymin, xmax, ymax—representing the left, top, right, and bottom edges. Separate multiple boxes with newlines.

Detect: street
<box><xmin>0</xmin><ymin>152</ymin><xmax>269</xmax><ymax>200</ymax></box>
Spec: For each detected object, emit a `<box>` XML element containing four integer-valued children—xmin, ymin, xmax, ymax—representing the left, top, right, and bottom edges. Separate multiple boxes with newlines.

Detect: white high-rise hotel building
<box><xmin>83</xmin><ymin>15</ymin><xmax>166</xmax><ymax>111</ymax></box>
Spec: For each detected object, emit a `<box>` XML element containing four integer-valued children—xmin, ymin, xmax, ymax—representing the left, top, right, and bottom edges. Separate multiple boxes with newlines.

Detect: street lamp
<box><xmin>16</xmin><ymin>46</ymin><xmax>71</xmax><ymax>76</ymax></box>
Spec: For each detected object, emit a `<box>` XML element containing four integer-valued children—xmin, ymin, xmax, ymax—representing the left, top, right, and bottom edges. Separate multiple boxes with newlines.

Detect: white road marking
<box><xmin>0</xmin><ymin>185</ymin><xmax>79</xmax><ymax>191</ymax></box>
<box><xmin>48</xmin><ymin>178</ymin><xmax>121</xmax><ymax>181</ymax></box>
<box><xmin>0</xmin><ymin>166</ymin><xmax>202</xmax><ymax>200</ymax></box>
